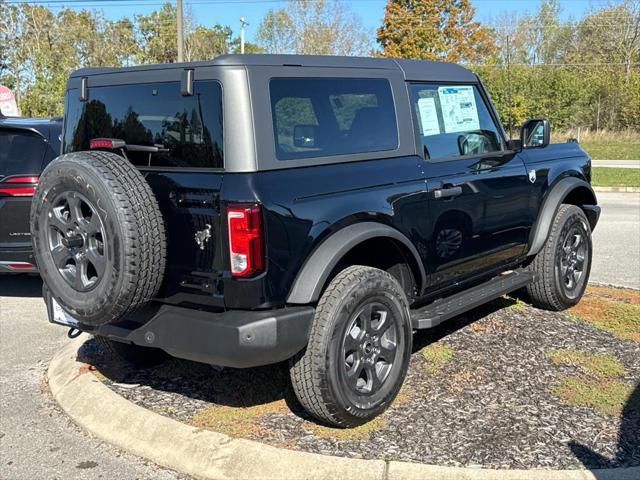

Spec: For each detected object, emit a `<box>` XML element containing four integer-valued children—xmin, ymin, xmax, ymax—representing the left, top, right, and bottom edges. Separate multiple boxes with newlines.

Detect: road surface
<box><xmin>590</xmin><ymin>191</ymin><xmax>640</xmax><ymax>289</ymax></box>
<box><xmin>592</xmin><ymin>160</ymin><xmax>640</xmax><ymax>169</ymax></box>
<box><xmin>0</xmin><ymin>277</ymin><xmax>181</xmax><ymax>480</ymax></box>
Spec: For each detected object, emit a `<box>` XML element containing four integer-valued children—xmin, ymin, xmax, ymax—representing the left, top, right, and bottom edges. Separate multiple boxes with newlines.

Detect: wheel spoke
<box><xmin>50</xmin><ymin>245</ymin><xmax>69</xmax><ymax>269</ymax></box>
<box><xmin>572</xmin><ymin>269</ymin><xmax>582</xmax><ymax>284</ymax></box>
<box><xmin>378</xmin><ymin>342</ymin><xmax>397</xmax><ymax>363</ymax></box>
<box><xmin>571</xmin><ymin>234</ymin><xmax>582</xmax><ymax>250</ymax></box>
<box><xmin>86</xmin><ymin>248</ymin><xmax>106</xmax><ymax>277</ymax></box>
<box><xmin>72</xmin><ymin>261</ymin><xmax>86</xmax><ymax>290</ymax></box>
<box><xmin>575</xmin><ymin>254</ymin><xmax>585</xmax><ymax>271</ymax></box>
<box><xmin>343</xmin><ymin>332</ymin><xmax>360</xmax><ymax>353</ymax></box>
<box><xmin>49</xmin><ymin>210</ymin><xmax>70</xmax><ymax>233</ymax></box>
<box><xmin>374</xmin><ymin>309</ymin><xmax>392</xmax><ymax>334</ymax></box>
<box><xmin>67</xmin><ymin>194</ymin><xmax>84</xmax><ymax>223</ymax></box>
<box><xmin>365</xmin><ymin>363</ymin><xmax>382</xmax><ymax>392</ymax></box>
<box><xmin>79</xmin><ymin>213</ymin><xmax>102</xmax><ymax>237</ymax></box>
<box><xmin>358</xmin><ymin>304</ymin><xmax>373</xmax><ymax>332</ymax></box>
<box><xmin>346</xmin><ymin>360</ymin><xmax>364</xmax><ymax>390</ymax></box>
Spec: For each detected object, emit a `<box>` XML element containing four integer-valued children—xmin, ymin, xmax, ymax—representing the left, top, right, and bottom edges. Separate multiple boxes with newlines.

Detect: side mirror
<box><xmin>521</xmin><ymin>118</ymin><xmax>550</xmax><ymax>148</ymax></box>
<box><xmin>293</xmin><ymin>124</ymin><xmax>319</xmax><ymax>149</ymax></box>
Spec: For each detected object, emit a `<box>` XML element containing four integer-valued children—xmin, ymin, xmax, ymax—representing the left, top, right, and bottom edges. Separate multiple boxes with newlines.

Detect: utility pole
<box><xmin>177</xmin><ymin>0</ymin><xmax>184</xmax><ymax>62</ymax></box>
<box><xmin>240</xmin><ymin>17</ymin><xmax>249</xmax><ymax>54</ymax></box>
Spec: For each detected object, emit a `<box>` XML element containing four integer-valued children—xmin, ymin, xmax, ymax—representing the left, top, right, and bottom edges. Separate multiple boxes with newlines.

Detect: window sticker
<box><xmin>417</xmin><ymin>97</ymin><xmax>440</xmax><ymax>136</ymax></box>
<box><xmin>437</xmin><ymin>86</ymin><xmax>480</xmax><ymax>133</ymax></box>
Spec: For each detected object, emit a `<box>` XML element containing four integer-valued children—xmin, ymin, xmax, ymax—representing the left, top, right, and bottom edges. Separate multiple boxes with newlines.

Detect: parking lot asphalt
<box><xmin>0</xmin><ymin>191</ymin><xmax>637</xmax><ymax>479</ymax></box>
<box><xmin>590</xmin><ymin>192</ymin><xmax>640</xmax><ymax>289</ymax></box>
<box><xmin>0</xmin><ymin>277</ymin><xmax>181</xmax><ymax>480</ymax></box>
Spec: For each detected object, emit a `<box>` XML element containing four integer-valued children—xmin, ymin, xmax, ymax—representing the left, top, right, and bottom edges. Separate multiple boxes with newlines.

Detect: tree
<box><xmin>185</xmin><ymin>24</ymin><xmax>231</xmax><ymax>61</ymax></box>
<box><xmin>136</xmin><ymin>3</ymin><xmax>236</xmax><ymax>63</ymax></box>
<box><xmin>376</xmin><ymin>0</ymin><xmax>496</xmax><ymax>62</ymax></box>
<box><xmin>135</xmin><ymin>3</ymin><xmax>178</xmax><ymax>64</ymax></box>
<box><xmin>256</xmin><ymin>0</ymin><xmax>371</xmax><ymax>55</ymax></box>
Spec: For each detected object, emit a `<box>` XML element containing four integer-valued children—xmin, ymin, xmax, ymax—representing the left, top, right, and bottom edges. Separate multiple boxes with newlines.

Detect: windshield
<box><xmin>63</xmin><ymin>80</ymin><xmax>223</xmax><ymax>169</ymax></box>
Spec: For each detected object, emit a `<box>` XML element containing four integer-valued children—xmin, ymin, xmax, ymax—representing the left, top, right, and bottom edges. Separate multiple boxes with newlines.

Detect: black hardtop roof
<box><xmin>69</xmin><ymin>54</ymin><xmax>478</xmax><ymax>83</ymax></box>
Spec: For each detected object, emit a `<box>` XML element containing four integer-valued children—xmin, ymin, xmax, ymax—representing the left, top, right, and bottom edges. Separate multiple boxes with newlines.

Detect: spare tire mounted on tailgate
<box><xmin>31</xmin><ymin>151</ymin><xmax>166</xmax><ymax>326</ymax></box>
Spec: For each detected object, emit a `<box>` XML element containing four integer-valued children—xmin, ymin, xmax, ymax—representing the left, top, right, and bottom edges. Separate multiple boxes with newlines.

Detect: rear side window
<box><xmin>64</xmin><ymin>81</ymin><xmax>223</xmax><ymax>169</ymax></box>
<box><xmin>409</xmin><ymin>84</ymin><xmax>502</xmax><ymax>161</ymax></box>
<box><xmin>270</xmin><ymin>78</ymin><xmax>398</xmax><ymax>161</ymax></box>
<box><xmin>0</xmin><ymin>130</ymin><xmax>47</xmax><ymax>178</ymax></box>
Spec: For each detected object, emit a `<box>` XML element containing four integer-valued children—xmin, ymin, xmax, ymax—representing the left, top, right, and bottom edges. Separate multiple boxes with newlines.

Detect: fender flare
<box><xmin>527</xmin><ymin>176</ymin><xmax>598</xmax><ymax>256</ymax></box>
<box><xmin>286</xmin><ymin>222</ymin><xmax>427</xmax><ymax>305</ymax></box>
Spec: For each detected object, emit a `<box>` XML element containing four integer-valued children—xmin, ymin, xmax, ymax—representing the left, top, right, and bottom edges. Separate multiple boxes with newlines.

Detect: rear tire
<box><xmin>95</xmin><ymin>336</ymin><xmax>168</xmax><ymax>368</ymax></box>
<box><xmin>526</xmin><ymin>204</ymin><xmax>592</xmax><ymax>311</ymax></box>
<box><xmin>290</xmin><ymin>266</ymin><xmax>412</xmax><ymax>427</ymax></box>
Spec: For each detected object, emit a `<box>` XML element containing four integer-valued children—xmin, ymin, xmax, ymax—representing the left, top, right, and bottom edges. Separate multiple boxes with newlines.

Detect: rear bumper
<box><xmin>48</xmin><ymin>296</ymin><xmax>315</xmax><ymax>368</ymax></box>
<box><xmin>0</xmin><ymin>248</ymin><xmax>37</xmax><ymax>273</ymax></box>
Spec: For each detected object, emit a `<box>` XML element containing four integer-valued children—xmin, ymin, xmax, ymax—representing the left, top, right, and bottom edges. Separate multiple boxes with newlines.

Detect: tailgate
<box><xmin>143</xmin><ymin>171</ymin><xmax>225</xmax><ymax>306</ymax></box>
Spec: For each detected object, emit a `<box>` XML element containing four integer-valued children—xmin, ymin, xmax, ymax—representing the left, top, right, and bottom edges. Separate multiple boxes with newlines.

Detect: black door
<box><xmin>408</xmin><ymin>83</ymin><xmax>532</xmax><ymax>289</ymax></box>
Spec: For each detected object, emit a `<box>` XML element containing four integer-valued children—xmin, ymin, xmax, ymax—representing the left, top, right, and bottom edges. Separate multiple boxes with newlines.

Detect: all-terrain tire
<box><xmin>95</xmin><ymin>336</ymin><xmax>168</xmax><ymax>368</ymax></box>
<box><xmin>526</xmin><ymin>204</ymin><xmax>592</xmax><ymax>311</ymax></box>
<box><xmin>31</xmin><ymin>151</ymin><xmax>166</xmax><ymax>326</ymax></box>
<box><xmin>290</xmin><ymin>266</ymin><xmax>412</xmax><ymax>427</ymax></box>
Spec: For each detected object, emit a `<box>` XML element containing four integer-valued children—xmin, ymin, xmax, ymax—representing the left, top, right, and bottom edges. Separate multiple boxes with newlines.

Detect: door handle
<box><xmin>434</xmin><ymin>186</ymin><xmax>463</xmax><ymax>199</ymax></box>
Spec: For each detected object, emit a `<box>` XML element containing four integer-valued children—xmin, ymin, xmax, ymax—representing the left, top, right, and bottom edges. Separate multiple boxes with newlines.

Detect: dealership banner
<box><xmin>0</xmin><ymin>85</ymin><xmax>20</xmax><ymax>117</ymax></box>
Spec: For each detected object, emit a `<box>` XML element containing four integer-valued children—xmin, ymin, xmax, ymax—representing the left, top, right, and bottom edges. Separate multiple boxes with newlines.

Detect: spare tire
<box><xmin>31</xmin><ymin>151</ymin><xmax>166</xmax><ymax>326</ymax></box>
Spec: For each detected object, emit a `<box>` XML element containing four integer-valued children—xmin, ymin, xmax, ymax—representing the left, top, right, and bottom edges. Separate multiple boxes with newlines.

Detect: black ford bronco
<box><xmin>32</xmin><ymin>55</ymin><xmax>600</xmax><ymax>427</ymax></box>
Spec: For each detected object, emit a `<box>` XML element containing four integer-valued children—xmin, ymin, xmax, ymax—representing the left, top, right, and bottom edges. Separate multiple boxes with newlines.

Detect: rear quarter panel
<box><xmin>220</xmin><ymin>156</ymin><xmax>429</xmax><ymax>309</ymax></box>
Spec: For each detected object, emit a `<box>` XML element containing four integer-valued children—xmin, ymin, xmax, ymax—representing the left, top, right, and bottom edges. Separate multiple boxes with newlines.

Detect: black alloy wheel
<box><xmin>557</xmin><ymin>223</ymin><xmax>588</xmax><ymax>296</ymax></box>
<box><xmin>341</xmin><ymin>302</ymin><xmax>398</xmax><ymax>398</ymax></box>
<box><xmin>46</xmin><ymin>191</ymin><xmax>106</xmax><ymax>292</ymax></box>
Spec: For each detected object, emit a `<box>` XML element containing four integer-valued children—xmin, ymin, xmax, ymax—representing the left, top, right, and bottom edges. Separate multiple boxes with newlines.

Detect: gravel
<box><xmin>80</xmin><ymin>297</ymin><xmax>640</xmax><ymax>470</ymax></box>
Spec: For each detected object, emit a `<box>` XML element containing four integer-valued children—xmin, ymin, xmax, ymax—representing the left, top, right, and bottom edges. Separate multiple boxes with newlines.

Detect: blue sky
<box><xmin>48</xmin><ymin>0</ymin><xmax>609</xmax><ymax>43</ymax></box>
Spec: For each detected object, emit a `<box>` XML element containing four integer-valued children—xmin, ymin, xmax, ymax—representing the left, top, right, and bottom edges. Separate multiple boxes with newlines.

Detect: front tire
<box><xmin>290</xmin><ymin>266</ymin><xmax>412</xmax><ymax>427</ymax></box>
<box><xmin>526</xmin><ymin>204</ymin><xmax>592</xmax><ymax>311</ymax></box>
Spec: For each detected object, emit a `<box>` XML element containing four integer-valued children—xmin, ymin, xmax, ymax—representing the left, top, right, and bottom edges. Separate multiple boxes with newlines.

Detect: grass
<box><xmin>188</xmin><ymin>400</ymin><xmax>288</xmax><ymax>438</ymax></box>
<box><xmin>552</xmin><ymin>376</ymin><xmax>633</xmax><ymax>416</ymax></box>
<box><xmin>592</xmin><ymin>167</ymin><xmax>640</xmax><ymax>187</ymax></box>
<box><xmin>554</xmin><ymin>129</ymin><xmax>640</xmax><ymax>160</ymax></box>
<box><xmin>421</xmin><ymin>343</ymin><xmax>454</xmax><ymax>372</ymax></box>
<box><xmin>569</xmin><ymin>291</ymin><xmax>640</xmax><ymax>343</ymax></box>
<box><xmin>547</xmin><ymin>349</ymin><xmax>626</xmax><ymax>377</ymax></box>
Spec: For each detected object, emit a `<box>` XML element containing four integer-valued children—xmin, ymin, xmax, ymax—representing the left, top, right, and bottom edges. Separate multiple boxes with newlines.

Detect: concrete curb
<box><xmin>593</xmin><ymin>186</ymin><xmax>640</xmax><ymax>193</ymax></box>
<box><xmin>49</xmin><ymin>338</ymin><xmax>640</xmax><ymax>480</ymax></box>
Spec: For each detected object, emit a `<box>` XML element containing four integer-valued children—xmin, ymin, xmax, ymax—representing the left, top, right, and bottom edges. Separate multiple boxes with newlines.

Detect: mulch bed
<box><xmin>79</xmin><ymin>288</ymin><xmax>640</xmax><ymax>470</ymax></box>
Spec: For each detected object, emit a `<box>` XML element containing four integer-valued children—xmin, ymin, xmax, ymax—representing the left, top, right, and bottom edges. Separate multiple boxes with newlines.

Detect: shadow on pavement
<box><xmin>569</xmin><ymin>382</ymin><xmax>640</xmax><ymax>472</ymax></box>
<box><xmin>0</xmin><ymin>274</ymin><xmax>42</xmax><ymax>298</ymax></box>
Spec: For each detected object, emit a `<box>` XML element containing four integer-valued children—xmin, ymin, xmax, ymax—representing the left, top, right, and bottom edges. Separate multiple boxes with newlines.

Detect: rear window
<box><xmin>64</xmin><ymin>80</ymin><xmax>223</xmax><ymax>169</ymax></box>
<box><xmin>270</xmin><ymin>78</ymin><xmax>398</xmax><ymax>161</ymax></box>
<box><xmin>0</xmin><ymin>129</ymin><xmax>47</xmax><ymax>178</ymax></box>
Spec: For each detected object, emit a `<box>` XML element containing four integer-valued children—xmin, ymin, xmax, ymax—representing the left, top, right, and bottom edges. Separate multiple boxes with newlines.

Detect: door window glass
<box><xmin>410</xmin><ymin>84</ymin><xmax>503</xmax><ymax>161</ymax></box>
<box><xmin>270</xmin><ymin>78</ymin><xmax>398</xmax><ymax>160</ymax></box>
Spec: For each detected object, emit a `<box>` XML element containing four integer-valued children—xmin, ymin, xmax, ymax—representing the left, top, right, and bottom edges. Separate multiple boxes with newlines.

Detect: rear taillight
<box><xmin>227</xmin><ymin>204</ymin><xmax>264</xmax><ymax>277</ymax></box>
<box><xmin>0</xmin><ymin>176</ymin><xmax>39</xmax><ymax>196</ymax></box>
